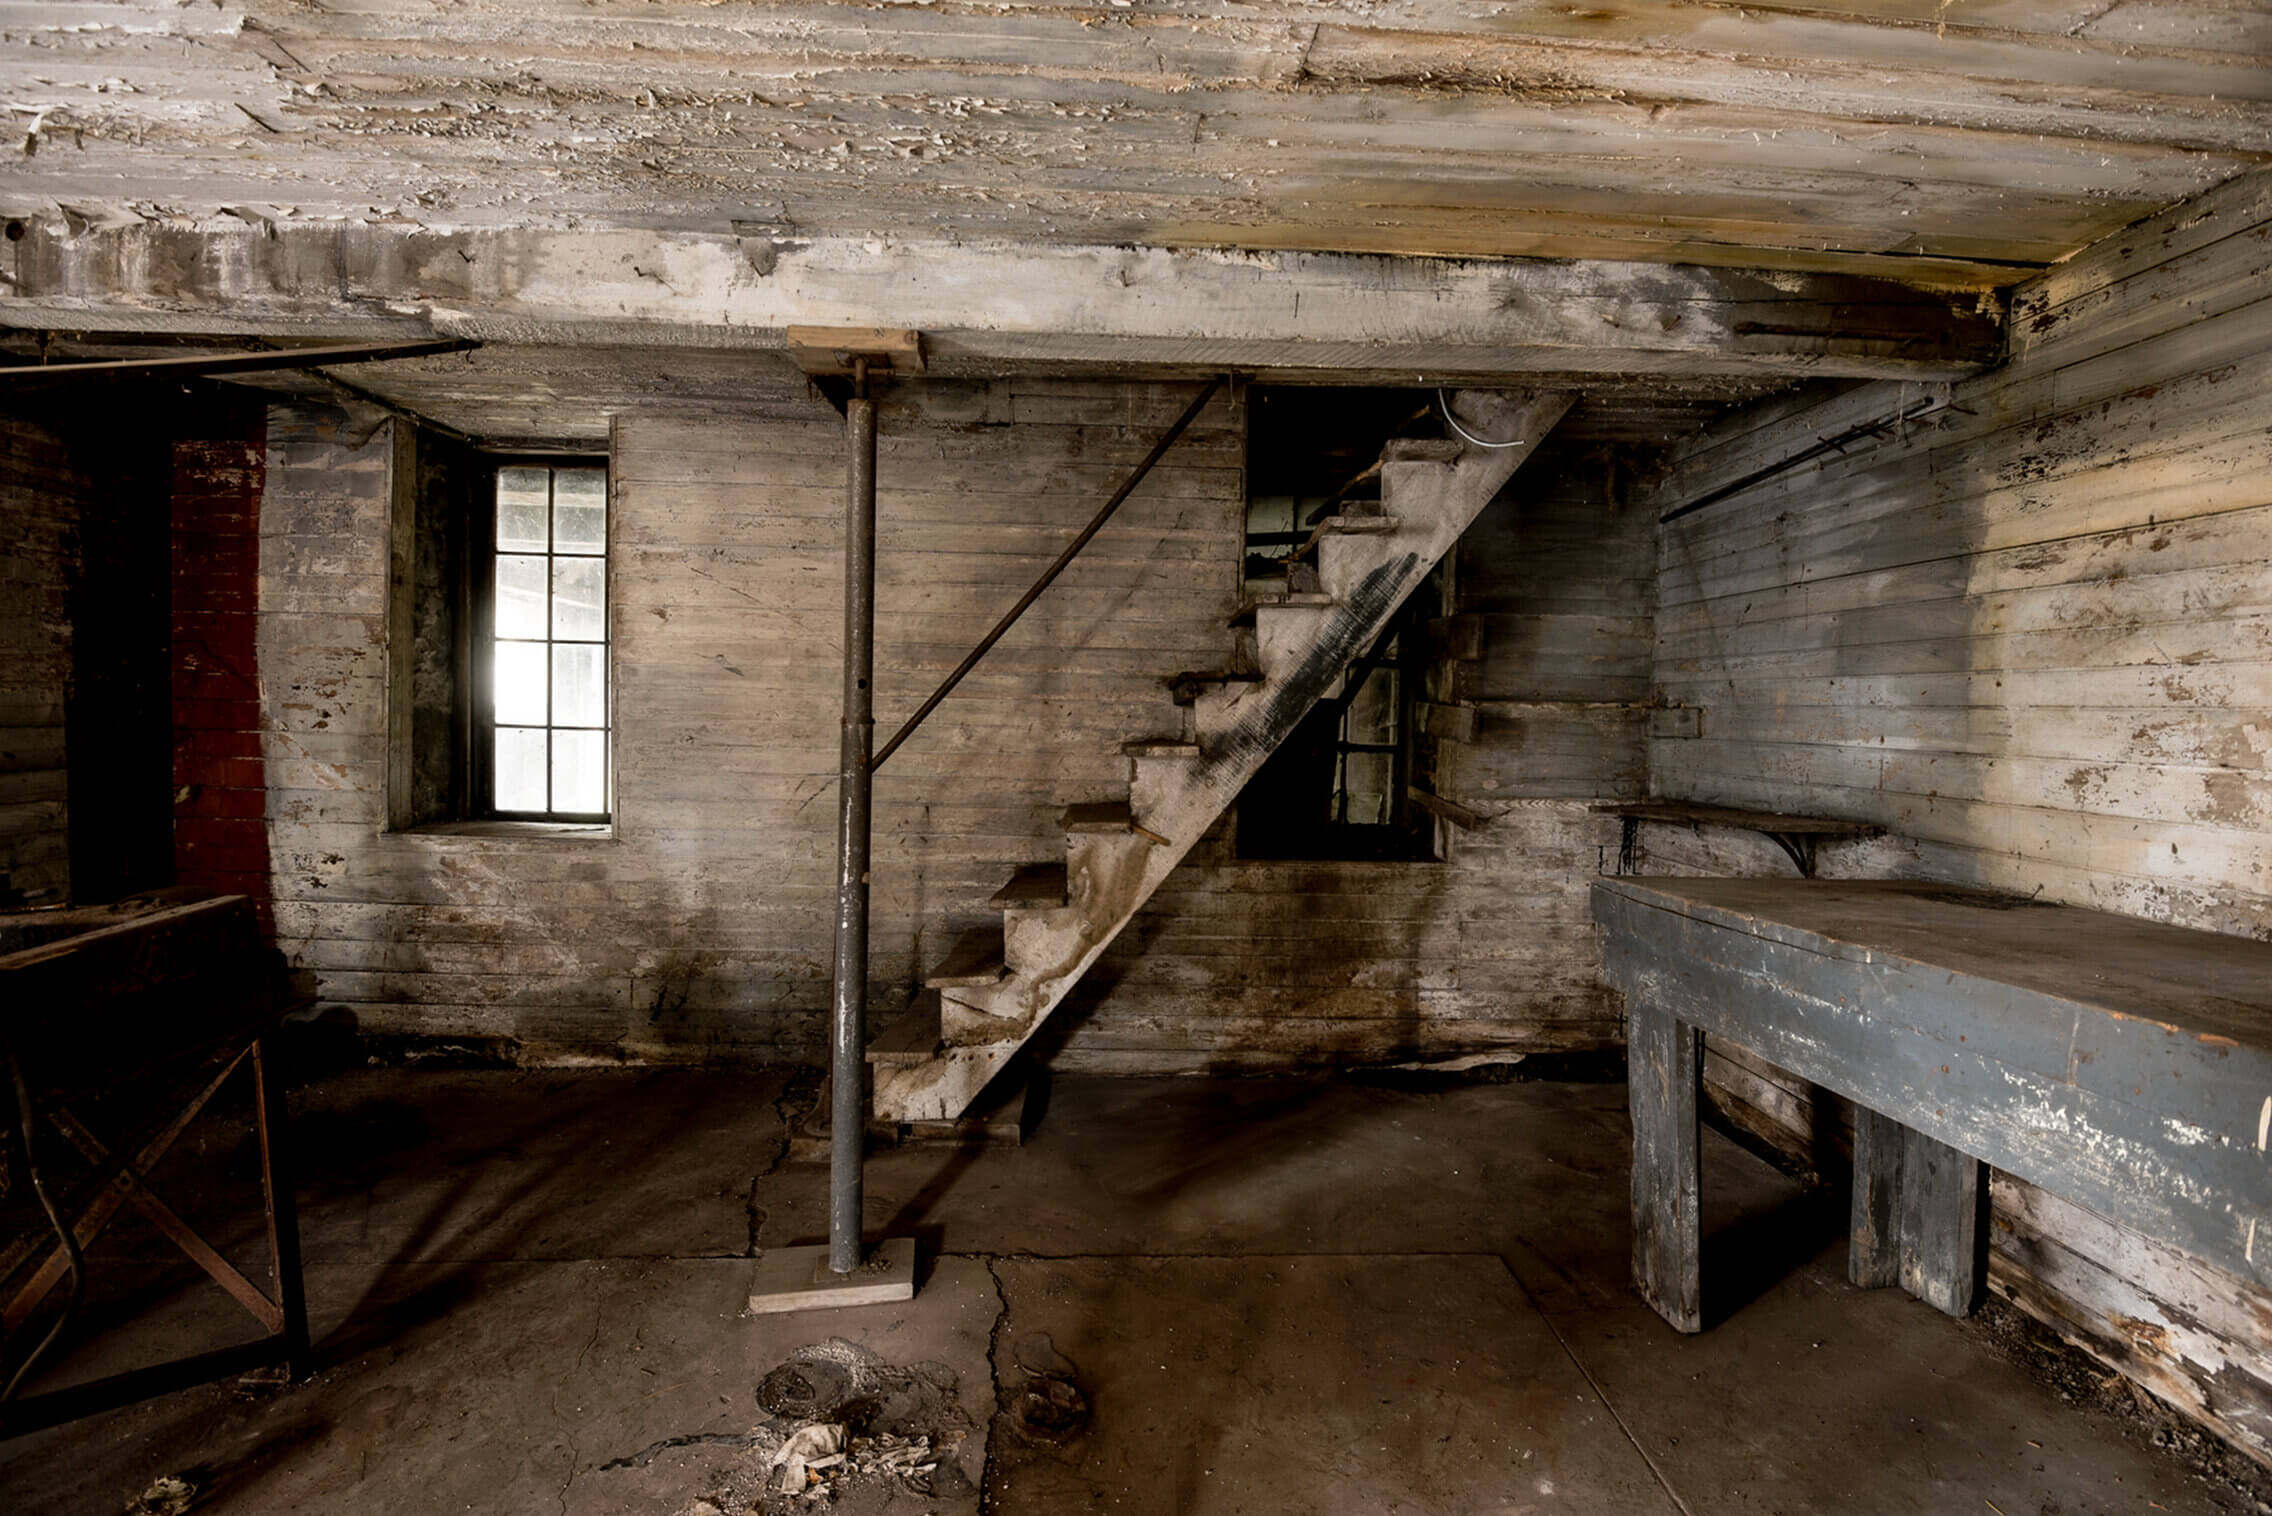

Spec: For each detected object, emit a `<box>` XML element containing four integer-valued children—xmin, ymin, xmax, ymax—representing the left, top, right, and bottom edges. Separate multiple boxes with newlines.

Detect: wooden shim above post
<box><xmin>784</xmin><ymin>326</ymin><xmax>925</xmax><ymax>376</ymax></box>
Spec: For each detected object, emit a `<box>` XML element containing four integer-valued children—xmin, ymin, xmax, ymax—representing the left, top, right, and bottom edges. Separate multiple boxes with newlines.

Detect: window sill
<box><xmin>391</xmin><ymin>820</ymin><xmax>616</xmax><ymax>843</ymax></box>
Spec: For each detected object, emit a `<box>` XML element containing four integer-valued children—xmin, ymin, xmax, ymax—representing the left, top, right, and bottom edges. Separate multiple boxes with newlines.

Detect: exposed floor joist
<box><xmin>1</xmin><ymin>225</ymin><xmax>2005</xmax><ymax>385</ymax></box>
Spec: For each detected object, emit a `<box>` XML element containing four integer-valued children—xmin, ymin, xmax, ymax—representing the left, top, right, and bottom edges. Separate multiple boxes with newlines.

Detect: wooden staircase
<box><xmin>869</xmin><ymin>389</ymin><xmax>1573</xmax><ymax>1123</ymax></box>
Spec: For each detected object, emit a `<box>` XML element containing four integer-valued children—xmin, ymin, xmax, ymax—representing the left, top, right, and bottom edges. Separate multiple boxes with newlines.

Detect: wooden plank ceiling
<box><xmin>1</xmin><ymin>0</ymin><xmax>2266</xmax><ymax>289</ymax></box>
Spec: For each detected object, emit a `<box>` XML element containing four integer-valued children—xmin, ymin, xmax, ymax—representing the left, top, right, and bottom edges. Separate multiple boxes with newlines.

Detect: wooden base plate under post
<box><xmin>748</xmin><ymin>1237</ymin><xmax>919</xmax><ymax>1316</ymax></box>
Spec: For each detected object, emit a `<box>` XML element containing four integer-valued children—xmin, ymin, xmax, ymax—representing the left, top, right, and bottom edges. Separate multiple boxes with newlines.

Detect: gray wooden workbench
<box><xmin>1591</xmin><ymin>877</ymin><xmax>2272</xmax><ymax>1332</ymax></box>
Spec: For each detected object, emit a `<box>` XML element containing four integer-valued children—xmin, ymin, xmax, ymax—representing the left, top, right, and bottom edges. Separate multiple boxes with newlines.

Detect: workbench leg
<box><xmin>1897</xmin><ymin>1125</ymin><xmax>1987</xmax><ymax>1318</ymax></box>
<box><xmin>252</xmin><ymin>1037</ymin><xmax>313</xmax><ymax>1378</ymax></box>
<box><xmin>1849</xmin><ymin>1105</ymin><xmax>1907</xmax><ymax>1289</ymax></box>
<box><xmin>1629</xmin><ymin>997</ymin><xmax>1703</xmax><ymax>1333</ymax></box>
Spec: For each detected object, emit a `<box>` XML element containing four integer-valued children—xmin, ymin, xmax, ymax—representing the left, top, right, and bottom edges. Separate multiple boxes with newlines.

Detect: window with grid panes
<box><xmin>481</xmin><ymin>464</ymin><xmax>611</xmax><ymax>820</ymax></box>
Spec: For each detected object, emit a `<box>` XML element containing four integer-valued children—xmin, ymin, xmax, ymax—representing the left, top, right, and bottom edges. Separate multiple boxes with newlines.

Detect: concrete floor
<box><xmin>3</xmin><ymin>1069</ymin><xmax>2265</xmax><ymax>1515</ymax></box>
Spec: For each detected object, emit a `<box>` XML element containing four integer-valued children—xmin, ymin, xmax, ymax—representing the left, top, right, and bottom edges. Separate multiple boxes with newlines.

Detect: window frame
<box><xmin>1324</xmin><ymin>623</ymin><xmax>1418</xmax><ymax>830</ymax></box>
<box><xmin>469</xmin><ymin>456</ymin><xmax>613</xmax><ymax>824</ymax></box>
<box><xmin>1231</xmin><ymin>600</ymin><xmax>1439</xmax><ymax>863</ymax></box>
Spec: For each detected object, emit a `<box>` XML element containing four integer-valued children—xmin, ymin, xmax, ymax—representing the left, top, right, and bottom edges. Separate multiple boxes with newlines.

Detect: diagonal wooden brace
<box><xmin>2</xmin><ymin>1043</ymin><xmax>252</xmax><ymax>1334</ymax></box>
<box><xmin>46</xmin><ymin>1109</ymin><xmax>284</xmax><ymax>1334</ymax></box>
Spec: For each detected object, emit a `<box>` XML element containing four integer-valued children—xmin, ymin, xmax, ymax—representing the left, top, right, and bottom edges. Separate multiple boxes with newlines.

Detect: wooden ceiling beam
<box><xmin>3</xmin><ymin>224</ymin><xmax>2005</xmax><ymax>382</ymax></box>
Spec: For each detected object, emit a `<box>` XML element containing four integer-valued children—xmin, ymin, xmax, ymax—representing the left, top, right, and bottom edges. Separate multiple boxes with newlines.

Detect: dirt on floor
<box><xmin>1969</xmin><ymin>1298</ymin><xmax>2272</xmax><ymax>1515</ymax></box>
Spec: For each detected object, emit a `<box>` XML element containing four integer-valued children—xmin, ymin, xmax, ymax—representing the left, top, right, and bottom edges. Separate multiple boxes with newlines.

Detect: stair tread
<box><xmin>1123</xmin><ymin>738</ymin><xmax>1200</xmax><ymax>757</ymax></box>
<box><xmin>1295</xmin><ymin>513</ymin><xmax>1403</xmax><ymax>560</ymax></box>
<box><xmin>1063</xmin><ymin>800</ymin><xmax>1137</xmax><ymax>832</ymax></box>
<box><xmin>1167</xmin><ymin>668</ymin><xmax>1262</xmax><ymax>705</ymax></box>
<box><xmin>877</xmin><ymin>399</ymin><xmax>1542</xmax><ymax>1126</ymax></box>
<box><xmin>925</xmin><ymin>927</ymin><xmax>1007</xmax><ymax>988</ymax></box>
<box><xmin>1228</xmin><ymin>592</ymin><xmax>1334</xmax><ymax>627</ymax></box>
<box><xmin>1382</xmin><ymin>437</ymin><xmax>1465</xmax><ymax>462</ymax></box>
<box><xmin>867</xmin><ymin>993</ymin><xmax>942</xmax><ymax>1066</ymax></box>
<box><xmin>989</xmin><ymin>862</ymin><xmax>1068</xmax><ymax>908</ymax></box>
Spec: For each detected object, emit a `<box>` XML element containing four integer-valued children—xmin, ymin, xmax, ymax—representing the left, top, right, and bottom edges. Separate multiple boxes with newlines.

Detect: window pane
<box><xmin>497</xmin><ymin>468</ymin><xmax>550</xmax><ymax>553</ymax></box>
<box><xmin>484</xmin><ymin>462</ymin><xmax>612</xmax><ymax>821</ymax></box>
<box><xmin>553</xmin><ymin>468</ymin><xmax>607</xmax><ymax>555</ymax></box>
<box><xmin>552</xmin><ymin>556</ymin><xmax>606</xmax><ymax>640</ymax></box>
<box><xmin>494</xmin><ymin>640</ymin><xmax>547</xmax><ymax>725</ymax></box>
<box><xmin>553</xmin><ymin>729</ymin><xmax>607</xmax><ymax>814</ymax></box>
<box><xmin>495</xmin><ymin>554</ymin><xmax>548</xmax><ymax>639</ymax></box>
<box><xmin>1343</xmin><ymin>752</ymin><xmax>1392</xmax><ymax>825</ymax></box>
<box><xmin>495</xmin><ymin>727</ymin><xmax>548</xmax><ymax>812</ymax></box>
<box><xmin>552</xmin><ymin>643</ymin><xmax>606</xmax><ymax>727</ymax></box>
<box><xmin>1345</xmin><ymin>667</ymin><xmax>1398</xmax><ymax>745</ymax></box>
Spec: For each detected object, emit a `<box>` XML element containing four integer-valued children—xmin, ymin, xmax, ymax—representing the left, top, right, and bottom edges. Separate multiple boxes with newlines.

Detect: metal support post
<box><xmin>748</xmin><ymin>352</ymin><xmax>917</xmax><ymax>1313</ymax></box>
<box><xmin>830</xmin><ymin>361</ymin><xmax>877</xmax><ymax>1276</ymax></box>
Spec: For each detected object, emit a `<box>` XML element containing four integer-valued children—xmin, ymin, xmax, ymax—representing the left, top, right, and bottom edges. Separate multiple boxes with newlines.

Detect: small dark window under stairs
<box><xmin>1235</xmin><ymin>602</ymin><xmax>1437</xmax><ymax>861</ymax></box>
<box><xmin>1235</xmin><ymin>388</ymin><xmax>1444</xmax><ymax>861</ymax></box>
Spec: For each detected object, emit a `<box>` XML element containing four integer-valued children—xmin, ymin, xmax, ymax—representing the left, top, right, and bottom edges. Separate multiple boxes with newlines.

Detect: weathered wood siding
<box><xmin>0</xmin><ymin>417</ymin><xmax>79</xmax><ymax>905</ymax></box>
<box><xmin>1054</xmin><ymin>441</ymin><xmax>1639</xmax><ymax>1071</ymax></box>
<box><xmin>264</xmin><ymin>382</ymin><xmax>1246</xmax><ymax>1059</ymax></box>
<box><xmin>262</xmin><ymin>382</ymin><xmax>1631</xmax><ymax>1070</ymax></box>
<box><xmin>1645</xmin><ymin>169</ymin><xmax>2272</xmax><ymax>1466</ymax></box>
<box><xmin>1449</xmin><ymin>446</ymin><xmax>1653</xmax><ymax>803</ymax></box>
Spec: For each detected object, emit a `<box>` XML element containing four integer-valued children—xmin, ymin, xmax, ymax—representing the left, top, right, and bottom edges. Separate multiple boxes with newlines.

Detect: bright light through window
<box><xmin>488</xmin><ymin>464</ymin><xmax>609</xmax><ymax>819</ymax></box>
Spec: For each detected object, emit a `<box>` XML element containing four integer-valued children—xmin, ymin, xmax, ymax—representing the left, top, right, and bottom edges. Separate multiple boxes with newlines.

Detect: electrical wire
<box><xmin>1437</xmin><ymin>389</ymin><xmax>1530</xmax><ymax>449</ymax></box>
<box><xmin>1</xmin><ymin>1050</ymin><xmax>82</xmax><ymax>1409</ymax></box>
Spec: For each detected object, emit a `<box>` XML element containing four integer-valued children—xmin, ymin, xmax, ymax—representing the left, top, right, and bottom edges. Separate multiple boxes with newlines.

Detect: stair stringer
<box><xmin>873</xmin><ymin>390</ymin><xmax>1573</xmax><ymax>1122</ymax></box>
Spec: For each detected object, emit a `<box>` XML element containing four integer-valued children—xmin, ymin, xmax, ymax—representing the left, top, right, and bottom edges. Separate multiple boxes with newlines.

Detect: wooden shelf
<box><xmin>1592</xmin><ymin>801</ymin><xmax>1882</xmax><ymax>877</ymax></box>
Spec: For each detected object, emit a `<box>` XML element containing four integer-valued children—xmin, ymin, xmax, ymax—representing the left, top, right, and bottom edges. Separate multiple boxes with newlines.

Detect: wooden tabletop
<box><xmin>1593</xmin><ymin>876</ymin><xmax>2272</xmax><ymax>1049</ymax></box>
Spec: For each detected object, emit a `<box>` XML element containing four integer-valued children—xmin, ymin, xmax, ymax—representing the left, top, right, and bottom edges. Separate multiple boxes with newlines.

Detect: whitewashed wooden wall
<box><xmin>1646</xmin><ymin>170</ymin><xmax>2272</xmax><ymax>1466</ymax></box>
<box><xmin>265</xmin><ymin>381</ymin><xmax>1236</xmax><ymax>1056</ymax></box>
<box><xmin>1056</xmin><ymin>805</ymin><xmax>1622</xmax><ymax>1073</ymax></box>
<box><xmin>0</xmin><ymin>417</ymin><xmax>76</xmax><ymax>905</ymax></box>
<box><xmin>1053</xmin><ymin>441</ymin><xmax>1641</xmax><ymax>1072</ymax></box>
<box><xmin>263</xmin><ymin>379</ymin><xmax>1635</xmax><ymax>1070</ymax></box>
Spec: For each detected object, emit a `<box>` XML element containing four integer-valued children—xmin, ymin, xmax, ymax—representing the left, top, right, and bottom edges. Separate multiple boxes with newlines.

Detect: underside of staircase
<box><xmin>869</xmin><ymin>388</ymin><xmax>1574</xmax><ymax>1123</ymax></box>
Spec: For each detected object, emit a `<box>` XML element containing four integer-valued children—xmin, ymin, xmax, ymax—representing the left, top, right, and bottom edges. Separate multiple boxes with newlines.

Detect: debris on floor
<box><xmin>122</xmin><ymin>1475</ymin><xmax>197</xmax><ymax>1516</ymax></box>
<box><xmin>665</xmin><ymin>1337</ymin><xmax>976</xmax><ymax>1513</ymax></box>
<box><xmin>859</xmin><ymin>1432</ymin><xmax>939</xmax><ymax>1488</ymax></box>
<box><xmin>765</xmin><ymin>1427</ymin><xmax>942</xmax><ymax>1502</ymax></box>
<box><xmin>770</xmin><ymin>1422</ymin><xmax>845</xmax><ymax>1495</ymax></box>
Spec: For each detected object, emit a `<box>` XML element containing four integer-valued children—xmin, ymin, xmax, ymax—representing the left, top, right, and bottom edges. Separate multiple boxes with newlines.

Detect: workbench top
<box><xmin>1593</xmin><ymin>876</ymin><xmax>2272</xmax><ymax>1049</ymax></box>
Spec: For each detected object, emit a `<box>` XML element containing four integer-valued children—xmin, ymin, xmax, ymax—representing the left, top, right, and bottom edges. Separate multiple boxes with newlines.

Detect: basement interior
<box><xmin>1</xmin><ymin>3</ymin><xmax>2269</xmax><ymax>1512</ymax></box>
